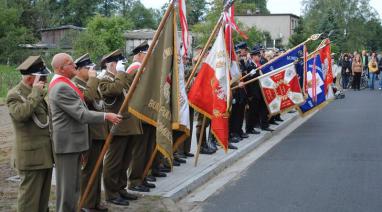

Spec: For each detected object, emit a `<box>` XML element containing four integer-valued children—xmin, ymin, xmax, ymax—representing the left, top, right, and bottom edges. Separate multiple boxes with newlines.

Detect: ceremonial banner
<box><xmin>319</xmin><ymin>39</ymin><xmax>334</xmax><ymax>99</ymax></box>
<box><xmin>128</xmin><ymin>11</ymin><xmax>190</xmax><ymax>163</ymax></box>
<box><xmin>259</xmin><ymin>44</ymin><xmax>305</xmax><ymax>89</ymax></box>
<box><xmin>188</xmin><ymin>28</ymin><xmax>231</xmax><ymax>152</ymax></box>
<box><xmin>259</xmin><ymin>63</ymin><xmax>305</xmax><ymax>115</ymax></box>
<box><xmin>299</xmin><ymin>54</ymin><xmax>326</xmax><ymax>115</ymax></box>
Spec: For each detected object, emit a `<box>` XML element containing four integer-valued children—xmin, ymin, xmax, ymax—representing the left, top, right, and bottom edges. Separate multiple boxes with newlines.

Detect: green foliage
<box><xmin>192</xmin><ymin>0</ymin><xmax>266</xmax><ymax>48</ymax></box>
<box><xmin>292</xmin><ymin>0</ymin><xmax>382</xmax><ymax>53</ymax></box>
<box><xmin>124</xmin><ymin>1</ymin><xmax>158</xmax><ymax>29</ymax></box>
<box><xmin>73</xmin><ymin>15</ymin><xmax>134</xmax><ymax>63</ymax></box>
<box><xmin>187</xmin><ymin>0</ymin><xmax>208</xmax><ymax>26</ymax></box>
<box><xmin>0</xmin><ymin>0</ymin><xmax>36</xmax><ymax>65</ymax></box>
<box><xmin>0</xmin><ymin>65</ymin><xmax>19</xmax><ymax>99</ymax></box>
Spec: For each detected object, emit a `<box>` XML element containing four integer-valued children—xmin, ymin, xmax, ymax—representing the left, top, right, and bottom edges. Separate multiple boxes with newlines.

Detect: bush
<box><xmin>0</xmin><ymin>65</ymin><xmax>20</xmax><ymax>99</ymax></box>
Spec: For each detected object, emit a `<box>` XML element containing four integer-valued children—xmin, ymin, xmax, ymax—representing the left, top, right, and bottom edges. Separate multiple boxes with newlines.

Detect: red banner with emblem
<box><xmin>259</xmin><ymin>63</ymin><xmax>305</xmax><ymax>115</ymax></box>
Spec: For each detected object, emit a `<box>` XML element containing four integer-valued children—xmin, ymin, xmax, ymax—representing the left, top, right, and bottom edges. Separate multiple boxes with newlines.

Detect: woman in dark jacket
<box><xmin>341</xmin><ymin>54</ymin><xmax>352</xmax><ymax>89</ymax></box>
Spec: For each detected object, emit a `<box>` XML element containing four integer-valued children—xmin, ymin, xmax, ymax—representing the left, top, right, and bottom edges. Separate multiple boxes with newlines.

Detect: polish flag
<box><xmin>188</xmin><ymin>28</ymin><xmax>230</xmax><ymax>151</ymax></box>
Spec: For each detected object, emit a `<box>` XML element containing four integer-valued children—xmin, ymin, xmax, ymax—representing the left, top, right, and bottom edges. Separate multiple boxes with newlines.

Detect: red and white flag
<box><xmin>188</xmin><ymin>28</ymin><xmax>230</xmax><ymax>151</ymax></box>
<box><xmin>223</xmin><ymin>3</ymin><xmax>244</xmax><ymax>83</ymax></box>
<box><xmin>178</xmin><ymin>0</ymin><xmax>190</xmax><ymax>56</ymax></box>
<box><xmin>223</xmin><ymin>4</ymin><xmax>248</xmax><ymax>40</ymax></box>
<box><xmin>259</xmin><ymin>63</ymin><xmax>305</xmax><ymax>115</ymax></box>
<box><xmin>319</xmin><ymin>39</ymin><xmax>334</xmax><ymax>99</ymax></box>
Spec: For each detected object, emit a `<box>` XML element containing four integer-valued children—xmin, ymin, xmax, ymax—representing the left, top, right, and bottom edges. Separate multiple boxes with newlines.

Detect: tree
<box><xmin>192</xmin><ymin>0</ymin><xmax>267</xmax><ymax>47</ymax></box>
<box><xmin>0</xmin><ymin>0</ymin><xmax>36</xmax><ymax>64</ymax></box>
<box><xmin>73</xmin><ymin>15</ymin><xmax>134</xmax><ymax>62</ymax></box>
<box><xmin>187</xmin><ymin>0</ymin><xmax>208</xmax><ymax>26</ymax></box>
<box><xmin>296</xmin><ymin>0</ymin><xmax>382</xmax><ymax>52</ymax></box>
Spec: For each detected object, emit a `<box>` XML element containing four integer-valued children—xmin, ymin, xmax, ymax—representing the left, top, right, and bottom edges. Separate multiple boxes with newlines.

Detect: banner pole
<box><xmin>239</xmin><ymin>33</ymin><xmax>323</xmax><ymax>81</ymax></box>
<box><xmin>78</xmin><ymin>2</ymin><xmax>175</xmax><ymax>210</ymax></box>
<box><xmin>185</xmin><ymin>0</ymin><xmax>236</xmax><ymax>89</ymax></box>
<box><xmin>194</xmin><ymin>115</ymin><xmax>207</xmax><ymax>167</ymax></box>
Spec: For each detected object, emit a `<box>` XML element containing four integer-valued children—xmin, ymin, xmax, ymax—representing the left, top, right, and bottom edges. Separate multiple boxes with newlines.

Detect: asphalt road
<box><xmin>202</xmin><ymin>90</ymin><xmax>382</xmax><ymax>212</ymax></box>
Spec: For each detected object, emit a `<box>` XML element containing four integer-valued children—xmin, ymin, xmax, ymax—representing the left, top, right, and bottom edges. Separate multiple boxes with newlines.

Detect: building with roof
<box><xmin>236</xmin><ymin>14</ymin><xmax>300</xmax><ymax>47</ymax></box>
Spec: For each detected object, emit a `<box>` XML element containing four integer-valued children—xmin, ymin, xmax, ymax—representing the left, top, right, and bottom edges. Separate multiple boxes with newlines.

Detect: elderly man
<box><xmin>7</xmin><ymin>56</ymin><xmax>53</xmax><ymax>212</ymax></box>
<box><xmin>48</xmin><ymin>53</ymin><xmax>121</xmax><ymax>212</ymax></box>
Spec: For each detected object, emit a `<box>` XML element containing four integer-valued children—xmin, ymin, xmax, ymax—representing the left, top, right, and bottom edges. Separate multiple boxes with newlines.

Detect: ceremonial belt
<box><xmin>49</xmin><ymin>76</ymin><xmax>84</xmax><ymax>101</ymax></box>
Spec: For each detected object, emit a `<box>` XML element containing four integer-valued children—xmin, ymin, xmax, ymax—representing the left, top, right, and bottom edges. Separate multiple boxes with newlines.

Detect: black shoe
<box><xmin>228</xmin><ymin>143</ymin><xmax>238</xmax><ymax>150</ymax></box>
<box><xmin>143</xmin><ymin>180</ymin><xmax>156</xmax><ymax>188</ymax></box>
<box><xmin>240</xmin><ymin>133</ymin><xmax>249</xmax><ymax>138</ymax></box>
<box><xmin>177</xmin><ymin>153</ymin><xmax>187</xmax><ymax>159</ymax></box>
<box><xmin>152</xmin><ymin>172</ymin><xmax>167</xmax><ymax>177</ymax></box>
<box><xmin>173</xmin><ymin>160</ymin><xmax>181</xmax><ymax>166</ymax></box>
<box><xmin>269</xmin><ymin>121</ymin><xmax>279</xmax><ymax>126</ymax></box>
<box><xmin>107</xmin><ymin>197</ymin><xmax>129</xmax><ymax>206</ymax></box>
<box><xmin>229</xmin><ymin>136</ymin><xmax>240</xmax><ymax>143</ymax></box>
<box><xmin>146</xmin><ymin>175</ymin><xmax>156</xmax><ymax>182</ymax></box>
<box><xmin>174</xmin><ymin>157</ymin><xmax>186</xmax><ymax>163</ymax></box>
<box><xmin>129</xmin><ymin>185</ymin><xmax>150</xmax><ymax>192</ymax></box>
<box><xmin>246</xmin><ymin>129</ymin><xmax>260</xmax><ymax>134</ymax></box>
<box><xmin>261</xmin><ymin>127</ymin><xmax>274</xmax><ymax>132</ymax></box>
<box><xmin>119</xmin><ymin>190</ymin><xmax>138</xmax><ymax>200</ymax></box>
<box><xmin>184</xmin><ymin>152</ymin><xmax>194</xmax><ymax>157</ymax></box>
<box><xmin>95</xmin><ymin>204</ymin><xmax>108</xmax><ymax>211</ymax></box>
<box><xmin>275</xmin><ymin>117</ymin><xmax>284</xmax><ymax>122</ymax></box>
<box><xmin>200</xmin><ymin>146</ymin><xmax>216</xmax><ymax>154</ymax></box>
<box><xmin>160</xmin><ymin>167</ymin><xmax>171</xmax><ymax>173</ymax></box>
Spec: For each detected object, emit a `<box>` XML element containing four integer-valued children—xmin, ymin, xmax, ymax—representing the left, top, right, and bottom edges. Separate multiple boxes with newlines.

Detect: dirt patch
<box><xmin>0</xmin><ymin>105</ymin><xmax>197</xmax><ymax>211</ymax></box>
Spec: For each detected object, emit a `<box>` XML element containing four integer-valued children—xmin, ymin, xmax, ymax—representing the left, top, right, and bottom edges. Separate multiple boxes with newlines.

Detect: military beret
<box><xmin>101</xmin><ymin>49</ymin><xmax>126</xmax><ymax>67</ymax></box>
<box><xmin>74</xmin><ymin>53</ymin><xmax>95</xmax><ymax>69</ymax></box>
<box><xmin>235</xmin><ymin>42</ymin><xmax>248</xmax><ymax>50</ymax></box>
<box><xmin>16</xmin><ymin>55</ymin><xmax>51</xmax><ymax>76</ymax></box>
<box><xmin>130</xmin><ymin>41</ymin><xmax>149</xmax><ymax>56</ymax></box>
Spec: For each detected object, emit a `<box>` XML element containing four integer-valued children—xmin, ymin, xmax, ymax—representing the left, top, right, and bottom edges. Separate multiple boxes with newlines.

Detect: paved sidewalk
<box><xmin>44</xmin><ymin>112</ymin><xmax>298</xmax><ymax>201</ymax></box>
<box><xmin>131</xmin><ymin>112</ymin><xmax>298</xmax><ymax>200</ymax></box>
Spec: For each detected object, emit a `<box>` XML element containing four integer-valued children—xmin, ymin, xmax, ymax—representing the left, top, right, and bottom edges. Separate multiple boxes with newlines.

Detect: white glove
<box><xmin>249</xmin><ymin>69</ymin><xmax>257</xmax><ymax>76</ymax></box>
<box><xmin>116</xmin><ymin>60</ymin><xmax>126</xmax><ymax>72</ymax></box>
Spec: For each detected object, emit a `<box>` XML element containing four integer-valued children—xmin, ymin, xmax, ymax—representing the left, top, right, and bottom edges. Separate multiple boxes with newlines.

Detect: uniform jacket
<box><xmin>48</xmin><ymin>76</ymin><xmax>105</xmax><ymax>154</ymax></box>
<box><xmin>6</xmin><ymin>82</ymin><xmax>53</xmax><ymax>170</ymax></box>
<box><xmin>244</xmin><ymin>60</ymin><xmax>263</xmax><ymax>100</ymax></box>
<box><xmin>72</xmin><ymin>76</ymin><xmax>108</xmax><ymax>140</ymax></box>
<box><xmin>98</xmin><ymin>71</ymin><xmax>142</xmax><ymax>136</ymax></box>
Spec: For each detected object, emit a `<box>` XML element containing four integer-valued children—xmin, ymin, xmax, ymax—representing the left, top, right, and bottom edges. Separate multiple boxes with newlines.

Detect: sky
<box><xmin>141</xmin><ymin>0</ymin><xmax>382</xmax><ymax>17</ymax></box>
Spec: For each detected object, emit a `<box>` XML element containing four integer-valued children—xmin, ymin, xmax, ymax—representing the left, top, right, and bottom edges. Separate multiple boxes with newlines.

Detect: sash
<box><xmin>49</xmin><ymin>76</ymin><xmax>84</xmax><ymax>101</ymax></box>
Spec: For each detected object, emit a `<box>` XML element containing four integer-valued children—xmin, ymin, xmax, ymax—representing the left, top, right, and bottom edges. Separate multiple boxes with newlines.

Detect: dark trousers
<box><xmin>230</xmin><ymin>101</ymin><xmax>245</xmax><ymax>136</ymax></box>
<box><xmin>80</xmin><ymin>139</ymin><xmax>104</xmax><ymax>208</ymax></box>
<box><xmin>257</xmin><ymin>97</ymin><xmax>269</xmax><ymax>129</ymax></box>
<box><xmin>177</xmin><ymin>107</ymin><xmax>194</xmax><ymax>154</ymax></box>
<box><xmin>246</xmin><ymin>98</ymin><xmax>257</xmax><ymax>131</ymax></box>
<box><xmin>353</xmin><ymin>72</ymin><xmax>361</xmax><ymax>90</ymax></box>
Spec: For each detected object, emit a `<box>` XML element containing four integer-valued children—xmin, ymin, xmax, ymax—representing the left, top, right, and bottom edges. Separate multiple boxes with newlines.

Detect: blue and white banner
<box><xmin>259</xmin><ymin>44</ymin><xmax>305</xmax><ymax>87</ymax></box>
<box><xmin>299</xmin><ymin>54</ymin><xmax>326</xmax><ymax>114</ymax></box>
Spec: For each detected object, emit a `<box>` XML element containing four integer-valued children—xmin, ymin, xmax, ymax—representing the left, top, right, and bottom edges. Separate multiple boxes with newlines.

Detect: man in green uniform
<box><xmin>6</xmin><ymin>56</ymin><xmax>53</xmax><ymax>212</ymax></box>
<box><xmin>72</xmin><ymin>54</ymin><xmax>108</xmax><ymax>211</ymax></box>
<box><xmin>99</xmin><ymin>49</ymin><xmax>143</xmax><ymax>206</ymax></box>
<box><xmin>125</xmin><ymin>42</ymin><xmax>157</xmax><ymax>191</ymax></box>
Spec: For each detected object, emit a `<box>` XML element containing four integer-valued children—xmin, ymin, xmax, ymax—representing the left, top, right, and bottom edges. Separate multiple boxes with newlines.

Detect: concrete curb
<box><xmin>163</xmin><ymin>113</ymin><xmax>299</xmax><ymax>201</ymax></box>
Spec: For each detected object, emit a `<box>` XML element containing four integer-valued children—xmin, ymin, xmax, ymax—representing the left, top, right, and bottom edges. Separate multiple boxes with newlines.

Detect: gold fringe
<box><xmin>128</xmin><ymin>107</ymin><xmax>157</xmax><ymax>127</ymax></box>
<box><xmin>157</xmin><ymin>143</ymin><xmax>173</xmax><ymax>168</ymax></box>
<box><xmin>297</xmin><ymin>100</ymin><xmax>330</xmax><ymax>117</ymax></box>
<box><xmin>211</xmin><ymin>129</ymin><xmax>228</xmax><ymax>153</ymax></box>
<box><xmin>188</xmin><ymin>102</ymin><xmax>213</xmax><ymax>119</ymax></box>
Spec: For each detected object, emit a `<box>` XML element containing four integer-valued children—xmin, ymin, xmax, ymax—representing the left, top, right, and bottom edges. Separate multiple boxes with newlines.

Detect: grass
<box><xmin>0</xmin><ymin>65</ymin><xmax>20</xmax><ymax>100</ymax></box>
